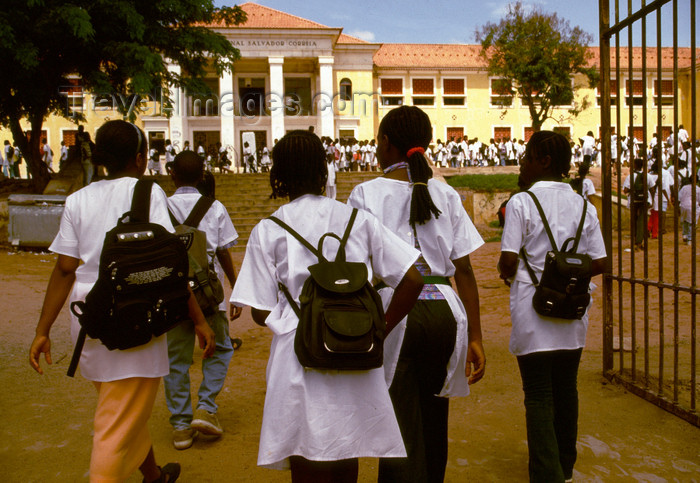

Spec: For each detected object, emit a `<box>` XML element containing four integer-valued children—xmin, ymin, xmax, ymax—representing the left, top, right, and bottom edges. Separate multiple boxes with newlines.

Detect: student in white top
<box><xmin>498</xmin><ymin>131</ymin><xmax>607</xmax><ymax>482</ymax></box>
<box><xmin>579</xmin><ymin>130</ymin><xmax>596</xmax><ymax>165</ymax></box>
<box><xmin>2</xmin><ymin>140</ymin><xmax>11</xmax><ymax>178</ymax></box>
<box><xmin>347</xmin><ymin>106</ymin><xmax>485</xmax><ymax>482</ymax></box>
<box><xmin>60</xmin><ymin>141</ymin><xmax>69</xmax><ymax>170</ymax></box>
<box><xmin>678</xmin><ymin>172</ymin><xmax>700</xmax><ymax>244</ymax></box>
<box><xmin>230</xmin><ymin>130</ymin><xmax>424</xmax><ymax>481</ymax></box>
<box><xmin>29</xmin><ymin>120</ymin><xmax>215</xmax><ymax>483</ymax></box>
<box><xmin>42</xmin><ymin>138</ymin><xmax>53</xmax><ymax>171</ymax></box>
<box><xmin>571</xmin><ymin>162</ymin><xmax>596</xmax><ymax>201</ymax></box>
<box><xmin>622</xmin><ymin>157</ymin><xmax>655</xmax><ymax>250</ymax></box>
<box><xmin>164</xmin><ymin>151</ymin><xmax>240</xmax><ymax>451</ymax></box>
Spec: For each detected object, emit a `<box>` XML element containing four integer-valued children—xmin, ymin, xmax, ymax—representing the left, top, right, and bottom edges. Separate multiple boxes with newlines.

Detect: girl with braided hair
<box><xmin>498</xmin><ymin>130</ymin><xmax>607</xmax><ymax>481</ymax></box>
<box><xmin>231</xmin><ymin>129</ymin><xmax>424</xmax><ymax>482</ymax></box>
<box><xmin>348</xmin><ymin>106</ymin><xmax>486</xmax><ymax>482</ymax></box>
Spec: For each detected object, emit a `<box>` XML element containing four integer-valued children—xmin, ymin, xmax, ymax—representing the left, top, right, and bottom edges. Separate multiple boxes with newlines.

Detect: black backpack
<box><xmin>520</xmin><ymin>191</ymin><xmax>592</xmax><ymax>320</ymax></box>
<box><xmin>67</xmin><ymin>179</ymin><xmax>191</xmax><ymax>376</ymax></box>
<box><xmin>451</xmin><ymin>144</ymin><xmax>460</xmax><ymax>155</ymax></box>
<box><xmin>169</xmin><ymin>196</ymin><xmax>224</xmax><ymax>316</ymax></box>
<box><xmin>7</xmin><ymin>146</ymin><xmax>14</xmax><ymax>160</ymax></box>
<box><xmin>631</xmin><ymin>172</ymin><xmax>648</xmax><ymax>204</ymax></box>
<box><xmin>268</xmin><ymin>208</ymin><xmax>385</xmax><ymax>370</ymax></box>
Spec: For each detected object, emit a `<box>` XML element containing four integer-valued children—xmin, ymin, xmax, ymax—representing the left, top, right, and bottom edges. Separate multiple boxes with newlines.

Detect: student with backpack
<box><xmin>498</xmin><ymin>131</ymin><xmax>607</xmax><ymax>482</ymax></box>
<box><xmin>230</xmin><ymin>130</ymin><xmax>424</xmax><ymax>482</ymax></box>
<box><xmin>164</xmin><ymin>151</ymin><xmax>240</xmax><ymax>450</ymax></box>
<box><xmin>29</xmin><ymin>120</ymin><xmax>215</xmax><ymax>483</ymax></box>
<box><xmin>623</xmin><ymin>157</ymin><xmax>655</xmax><ymax>251</ymax></box>
<box><xmin>347</xmin><ymin>106</ymin><xmax>486</xmax><ymax>482</ymax></box>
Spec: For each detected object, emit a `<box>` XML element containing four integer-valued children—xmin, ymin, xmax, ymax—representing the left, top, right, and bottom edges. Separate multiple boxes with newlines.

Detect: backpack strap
<box><xmin>183</xmin><ymin>196</ymin><xmax>215</xmax><ymax>227</ymax></box>
<box><xmin>318</xmin><ymin>208</ymin><xmax>358</xmax><ymax>263</ymax></box>
<box><xmin>562</xmin><ymin>199</ymin><xmax>588</xmax><ymax>253</ymax></box>
<box><xmin>524</xmin><ymin>191</ymin><xmax>557</xmax><ymax>251</ymax></box>
<box><xmin>267</xmin><ymin>216</ymin><xmax>323</xmax><ymax>260</ymax></box>
<box><xmin>129</xmin><ymin>179</ymin><xmax>154</xmax><ymax>223</ymax></box>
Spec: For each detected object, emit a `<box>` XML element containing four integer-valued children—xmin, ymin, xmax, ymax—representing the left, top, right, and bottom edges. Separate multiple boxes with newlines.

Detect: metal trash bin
<box><xmin>8</xmin><ymin>194</ymin><xmax>66</xmax><ymax>247</ymax></box>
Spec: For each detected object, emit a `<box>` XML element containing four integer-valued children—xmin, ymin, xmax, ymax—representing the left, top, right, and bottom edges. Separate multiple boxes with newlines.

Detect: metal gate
<box><xmin>599</xmin><ymin>0</ymin><xmax>698</xmax><ymax>426</ymax></box>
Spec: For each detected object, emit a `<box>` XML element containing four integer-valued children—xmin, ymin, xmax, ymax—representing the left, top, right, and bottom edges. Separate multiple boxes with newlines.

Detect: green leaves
<box><xmin>475</xmin><ymin>1</ymin><xmax>596</xmax><ymax>131</ymax></box>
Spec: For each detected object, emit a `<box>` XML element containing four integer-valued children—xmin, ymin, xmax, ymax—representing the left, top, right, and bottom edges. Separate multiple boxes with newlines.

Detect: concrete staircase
<box><xmin>153</xmin><ymin>171</ymin><xmax>381</xmax><ymax>252</ymax></box>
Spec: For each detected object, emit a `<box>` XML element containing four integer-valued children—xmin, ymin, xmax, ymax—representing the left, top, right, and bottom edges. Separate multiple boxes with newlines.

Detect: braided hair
<box><xmin>270</xmin><ymin>130</ymin><xmax>327</xmax><ymax>199</ymax></box>
<box><xmin>92</xmin><ymin>120</ymin><xmax>145</xmax><ymax>175</ymax></box>
<box><xmin>379</xmin><ymin>106</ymin><xmax>440</xmax><ymax>227</ymax></box>
<box><xmin>526</xmin><ymin>130</ymin><xmax>571</xmax><ymax>179</ymax></box>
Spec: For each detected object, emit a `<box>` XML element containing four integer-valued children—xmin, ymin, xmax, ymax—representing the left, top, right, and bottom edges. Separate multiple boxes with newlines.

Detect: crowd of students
<box><xmin>23</xmin><ymin>105</ymin><xmax>699</xmax><ymax>482</ymax></box>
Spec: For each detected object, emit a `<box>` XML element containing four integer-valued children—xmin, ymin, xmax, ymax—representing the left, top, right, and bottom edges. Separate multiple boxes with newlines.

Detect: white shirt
<box><xmin>649</xmin><ymin>169</ymin><xmax>673</xmax><ymax>211</ymax></box>
<box><xmin>49</xmin><ymin>177</ymin><xmax>174</xmax><ymax>381</ymax></box>
<box><xmin>501</xmin><ymin>181</ymin><xmax>607</xmax><ymax>356</ymax></box>
<box><xmin>581</xmin><ymin>178</ymin><xmax>596</xmax><ymax>200</ymax></box>
<box><xmin>348</xmin><ymin>177</ymin><xmax>485</xmax><ymax>397</ymax></box>
<box><xmin>622</xmin><ymin>171</ymin><xmax>656</xmax><ymax>208</ymax></box>
<box><xmin>165</xmin><ymin>145</ymin><xmax>175</xmax><ymax>163</ymax></box>
<box><xmin>231</xmin><ymin>195</ymin><xmax>418</xmax><ymax>468</ymax></box>
<box><xmin>580</xmin><ymin>135</ymin><xmax>596</xmax><ymax>156</ymax></box>
<box><xmin>168</xmin><ymin>187</ymin><xmax>239</xmax><ymax>311</ymax></box>
<box><xmin>679</xmin><ymin>184</ymin><xmax>700</xmax><ymax>223</ymax></box>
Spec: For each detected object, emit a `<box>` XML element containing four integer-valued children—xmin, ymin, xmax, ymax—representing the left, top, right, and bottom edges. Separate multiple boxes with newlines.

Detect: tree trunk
<box><xmin>10</xmin><ymin>114</ymin><xmax>51</xmax><ymax>193</ymax></box>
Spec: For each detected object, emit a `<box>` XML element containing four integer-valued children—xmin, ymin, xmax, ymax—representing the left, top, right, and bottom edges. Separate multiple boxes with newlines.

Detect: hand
<box><xmin>29</xmin><ymin>335</ymin><xmax>52</xmax><ymax>375</ymax></box>
<box><xmin>465</xmin><ymin>339</ymin><xmax>486</xmax><ymax>385</ymax></box>
<box><xmin>194</xmin><ymin>322</ymin><xmax>216</xmax><ymax>359</ymax></box>
<box><xmin>229</xmin><ymin>303</ymin><xmax>242</xmax><ymax>321</ymax></box>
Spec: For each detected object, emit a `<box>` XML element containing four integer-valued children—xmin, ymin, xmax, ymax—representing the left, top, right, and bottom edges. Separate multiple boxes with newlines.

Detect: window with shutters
<box><xmin>597</xmin><ymin>78</ymin><xmax>618</xmax><ymax>106</ymax></box>
<box><xmin>493</xmin><ymin>126</ymin><xmax>511</xmax><ymax>142</ymax></box>
<box><xmin>653</xmin><ymin>79</ymin><xmax>674</xmax><ymax>106</ymax></box>
<box><xmin>443</xmin><ymin>78</ymin><xmax>465</xmax><ymax>106</ymax></box>
<box><xmin>490</xmin><ymin>78</ymin><xmax>514</xmax><ymax>107</ymax></box>
<box><xmin>625</xmin><ymin>78</ymin><xmax>645</xmax><ymax>106</ymax></box>
<box><xmin>412</xmin><ymin>78</ymin><xmax>434</xmax><ymax>106</ymax></box>
<box><xmin>380</xmin><ymin>78</ymin><xmax>403</xmax><ymax>106</ymax></box>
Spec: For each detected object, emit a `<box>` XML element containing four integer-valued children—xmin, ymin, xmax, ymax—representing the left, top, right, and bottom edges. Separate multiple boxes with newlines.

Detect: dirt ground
<box><xmin>3</xmin><ymin>229</ymin><xmax>700</xmax><ymax>483</ymax></box>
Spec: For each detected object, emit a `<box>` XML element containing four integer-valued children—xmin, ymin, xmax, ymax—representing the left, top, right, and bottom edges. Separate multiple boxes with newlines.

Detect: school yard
<box><xmin>3</xmin><ymin>224</ymin><xmax>700</xmax><ymax>481</ymax></box>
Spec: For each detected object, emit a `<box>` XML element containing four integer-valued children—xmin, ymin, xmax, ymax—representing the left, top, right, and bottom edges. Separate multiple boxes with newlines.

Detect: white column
<box><xmin>318</xmin><ymin>56</ymin><xmax>335</xmax><ymax>139</ymax></box>
<box><xmin>166</xmin><ymin>63</ymin><xmax>184</xmax><ymax>150</ymax></box>
<box><xmin>219</xmin><ymin>69</ymin><xmax>235</xmax><ymax>149</ymax></box>
<box><xmin>268</xmin><ymin>56</ymin><xmax>285</xmax><ymax>142</ymax></box>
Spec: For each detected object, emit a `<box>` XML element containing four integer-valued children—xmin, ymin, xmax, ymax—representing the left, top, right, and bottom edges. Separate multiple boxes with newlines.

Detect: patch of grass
<box><xmin>445</xmin><ymin>173</ymin><xmax>519</xmax><ymax>192</ymax></box>
<box><xmin>485</xmin><ymin>235</ymin><xmax>502</xmax><ymax>243</ymax></box>
<box><xmin>488</xmin><ymin>219</ymin><xmax>501</xmax><ymax>228</ymax></box>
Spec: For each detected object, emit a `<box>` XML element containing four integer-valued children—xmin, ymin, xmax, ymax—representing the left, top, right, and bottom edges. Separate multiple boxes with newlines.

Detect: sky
<box><xmin>215</xmin><ymin>0</ymin><xmax>696</xmax><ymax>47</ymax></box>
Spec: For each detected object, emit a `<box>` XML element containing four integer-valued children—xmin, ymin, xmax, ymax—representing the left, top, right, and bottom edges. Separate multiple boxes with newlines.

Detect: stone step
<box><xmin>146</xmin><ymin>171</ymin><xmax>382</xmax><ymax>253</ymax></box>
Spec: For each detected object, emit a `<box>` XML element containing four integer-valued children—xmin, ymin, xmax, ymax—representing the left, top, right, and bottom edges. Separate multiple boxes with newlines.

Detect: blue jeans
<box><xmin>516</xmin><ymin>349</ymin><xmax>582</xmax><ymax>483</ymax></box>
<box><xmin>164</xmin><ymin>311</ymin><xmax>234</xmax><ymax>430</ymax></box>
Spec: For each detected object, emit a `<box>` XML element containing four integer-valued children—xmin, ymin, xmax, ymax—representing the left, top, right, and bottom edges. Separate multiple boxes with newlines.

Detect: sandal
<box><xmin>231</xmin><ymin>337</ymin><xmax>243</xmax><ymax>350</ymax></box>
<box><xmin>143</xmin><ymin>463</ymin><xmax>181</xmax><ymax>483</ymax></box>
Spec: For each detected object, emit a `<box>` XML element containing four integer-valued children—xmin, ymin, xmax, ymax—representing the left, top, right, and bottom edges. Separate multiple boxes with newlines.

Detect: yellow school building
<box><xmin>6</xmin><ymin>2</ymin><xmax>697</xmax><ymax>165</ymax></box>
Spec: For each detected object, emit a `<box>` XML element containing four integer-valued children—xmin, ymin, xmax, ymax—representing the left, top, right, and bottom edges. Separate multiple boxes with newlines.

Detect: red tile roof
<box><xmin>213</xmin><ymin>2</ymin><xmax>329</xmax><ymax>29</ymax></box>
<box><xmin>374</xmin><ymin>44</ymin><xmax>485</xmax><ymax>68</ymax></box>
<box><xmin>589</xmin><ymin>46</ymin><xmax>694</xmax><ymax>69</ymax></box>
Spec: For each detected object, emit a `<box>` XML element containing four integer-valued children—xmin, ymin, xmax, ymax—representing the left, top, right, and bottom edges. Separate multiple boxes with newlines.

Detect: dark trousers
<box><xmin>378</xmin><ymin>300</ymin><xmax>456</xmax><ymax>483</ymax></box>
<box><xmin>631</xmin><ymin>202</ymin><xmax>646</xmax><ymax>247</ymax></box>
<box><xmin>516</xmin><ymin>349</ymin><xmax>583</xmax><ymax>483</ymax></box>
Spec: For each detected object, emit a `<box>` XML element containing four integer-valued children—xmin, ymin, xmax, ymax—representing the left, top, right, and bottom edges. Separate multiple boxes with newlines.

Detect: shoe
<box><xmin>143</xmin><ymin>462</ymin><xmax>181</xmax><ymax>482</ymax></box>
<box><xmin>191</xmin><ymin>408</ymin><xmax>223</xmax><ymax>436</ymax></box>
<box><xmin>172</xmin><ymin>428</ymin><xmax>197</xmax><ymax>450</ymax></box>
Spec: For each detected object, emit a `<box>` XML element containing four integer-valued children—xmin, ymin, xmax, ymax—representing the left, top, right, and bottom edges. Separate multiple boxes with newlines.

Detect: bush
<box><xmin>445</xmin><ymin>173</ymin><xmax>519</xmax><ymax>192</ymax></box>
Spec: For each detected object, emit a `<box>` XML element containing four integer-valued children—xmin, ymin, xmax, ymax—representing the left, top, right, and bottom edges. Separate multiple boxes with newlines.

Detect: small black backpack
<box><xmin>67</xmin><ymin>179</ymin><xmax>191</xmax><ymax>376</ymax></box>
<box><xmin>268</xmin><ymin>208</ymin><xmax>385</xmax><ymax>370</ymax></box>
<box><xmin>520</xmin><ymin>191</ymin><xmax>592</xmax><ymax>320</ymax></box>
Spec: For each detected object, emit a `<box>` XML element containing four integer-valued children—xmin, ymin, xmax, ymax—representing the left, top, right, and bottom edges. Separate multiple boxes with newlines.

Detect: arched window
<box><xmin>339</xmin><ymin>78</ymin><xmax>352</xmax><ymax>101</ymax></box>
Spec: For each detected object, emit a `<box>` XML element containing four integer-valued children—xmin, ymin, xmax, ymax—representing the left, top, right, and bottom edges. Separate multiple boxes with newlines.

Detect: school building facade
<box><xmin>13</xmin><ymin>2</ymin><xmax>698</xmax><ymax>163</ymax></box>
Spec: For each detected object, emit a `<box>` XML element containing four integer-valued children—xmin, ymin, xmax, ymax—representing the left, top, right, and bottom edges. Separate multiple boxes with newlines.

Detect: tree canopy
<box><xmin>475</xmin><ymin>2</ymin><xmax>599</xmax><ymax>133</ymax></box>
<box><xmin>0</xmin><ymin>0</ymin><xmax>246</xmax><ymax>190</ymax></box>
